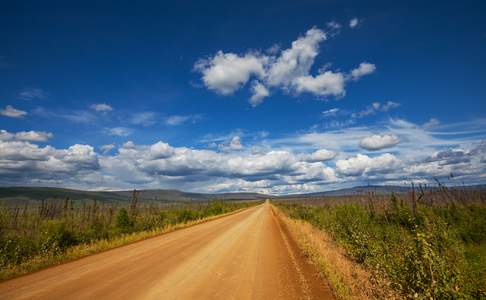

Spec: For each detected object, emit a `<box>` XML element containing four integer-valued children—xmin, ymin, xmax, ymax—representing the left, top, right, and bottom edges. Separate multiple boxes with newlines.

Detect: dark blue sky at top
<box><xmin>1</xmin><ymin>0</ymin><xmax>484</xmax><ymax>150</ymax></box>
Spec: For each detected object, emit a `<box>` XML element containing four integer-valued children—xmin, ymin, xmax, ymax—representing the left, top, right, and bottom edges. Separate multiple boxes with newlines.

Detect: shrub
<box><xmin>115</xmin><ymin>208</ymin><xmax>134</xmax><ymax>233</ymax></box>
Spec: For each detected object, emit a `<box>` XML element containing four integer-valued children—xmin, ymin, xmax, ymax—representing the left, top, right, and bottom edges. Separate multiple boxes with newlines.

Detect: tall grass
<box><xmin>0</xmin><ymin>192</ymin><xmax>259</xmax><ymax>280</ymax></box>
<box><xmin>276</xmin><ymin>186</ymin><xmax>486</xmax><ymax>299</ymax></box>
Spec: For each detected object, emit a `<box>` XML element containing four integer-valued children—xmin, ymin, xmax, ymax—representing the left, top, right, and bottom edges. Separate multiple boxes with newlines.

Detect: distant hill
<box><xmin>1</xmin><ymin>184</ymin><xmax>484</xmax><ymax>204</ymax></box>
<box><xmin>0</xmin><ymin>187</ymin><xmax>269</xmax><ymax>204</ymax></box>
<box><xmin>277</xmin><ymin>184</ymin><xmax>486</xmax><ymax>199</ymax></box>
<box><xmin>280</xmin><ymin>185</ymin><xmax>411</xmax><ymax>198</ymax></box>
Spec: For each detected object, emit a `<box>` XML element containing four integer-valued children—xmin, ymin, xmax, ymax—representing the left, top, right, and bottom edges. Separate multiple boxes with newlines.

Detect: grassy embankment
<box><xmin>275</xmin><ymin>187</ymin><xmax>486</xmax><ymax>299</ymax></box>
<box><xmin>0</xmin><ymin>195</ymin><xmax>260</xmax><ymax>281</ymax></box>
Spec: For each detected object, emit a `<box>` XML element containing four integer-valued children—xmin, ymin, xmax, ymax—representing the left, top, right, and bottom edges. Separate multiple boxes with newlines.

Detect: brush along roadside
<box><xmin>271</xmin><ymin>204</ymin><xmax>399</xmax><ymax>300</ymax></box>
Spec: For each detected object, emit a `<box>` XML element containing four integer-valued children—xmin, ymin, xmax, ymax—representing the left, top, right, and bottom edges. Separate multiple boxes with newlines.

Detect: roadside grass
<box><xmin>274</xmin><ymin>207</ymin><xmax>398</xmax><ymax>300</ymax></box>
<box><xmin>275</xmin><ymin>187</ymin><xmax>486</xmax><ymax>299</ymax></box>
<box><xmin>0</xmin><ymin>197</ymin><xmax>260</xmax><ymax>281</ymax></box>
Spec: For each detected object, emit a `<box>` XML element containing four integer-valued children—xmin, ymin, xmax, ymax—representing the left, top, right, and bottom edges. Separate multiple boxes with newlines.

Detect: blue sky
<box><xmin>1</xmin><ymin>1</ymin><xmax>485</xmax><ymax>193</ymax></box>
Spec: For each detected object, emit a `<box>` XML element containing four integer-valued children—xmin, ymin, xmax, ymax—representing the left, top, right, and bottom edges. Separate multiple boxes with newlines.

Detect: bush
<box><xmin>115</xmin><ymin>208</ymin><xmax>134</xmax><ymax>233</ymax></box>
<box><xmin>41</xmin><ymin>221</ymin><xmax>78</xmax><ymax>254</ymax></box>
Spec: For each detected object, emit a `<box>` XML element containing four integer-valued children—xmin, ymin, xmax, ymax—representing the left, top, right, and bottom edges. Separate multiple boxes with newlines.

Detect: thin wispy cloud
<box><xmin>165</xmin><ymin>114</ymin><xmax>202</xmax><ymax>126</ymax></box>
<box><xmin>131</xmin><ymin>112</ymin><xmax>157</xmax><ymax>126</ymax></box>
<box><xmin>104</xmin><ymin>127</ymin><xmax>133</xmax><ymax>137</ymax></box>
<box><xmin>18</xmin><ymin>88</ymin><xmax>47</xmax><ymax>100</ymax></box>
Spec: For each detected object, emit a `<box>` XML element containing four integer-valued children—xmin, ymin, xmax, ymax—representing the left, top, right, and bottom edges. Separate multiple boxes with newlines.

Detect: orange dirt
<box><xmin>0</xmin><ymin>203</ymin><xmax>334</xmax><ymax>299</ymax></box>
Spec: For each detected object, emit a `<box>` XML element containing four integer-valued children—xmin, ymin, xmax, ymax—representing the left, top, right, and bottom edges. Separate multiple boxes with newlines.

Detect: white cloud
<box><xmin>229</xmin><ymin>136</ymin><xmax>243</xmax><ymax>150</ymax></box>
<box><xmin>32</xmin><ymin>107</ymin><xmax>96</xmax><ymax>124</ymax></box>
<box><xmin>219</xmin><ymin>136</ymin><xmax>244</xmax><ymax>151</ymax></box>
<box><xmin>350</xmin><ymin>62</ymin><xmax>376</xmax><ymax>80</ymax></box>
<box><xmin>15</xmin><ymin>131</ymin><xmax>53</xmax><ymax>142</ymax></box>
<box><xmin>165</xmin><ymin>114</ymin><xmax>201</xmax><ymax>126</ymax></box>
<box><xmin>0</xmin><ymin>130</ymin><xmax>14</xmax><ymax>141</ymax></box>
<box><xmin>336</xmin><ymin>153</ymin><xmax>401</xmax><ymax>176</ymax></box>
<box><xmin>90</xmin><ymin>103</ymin><xmax>113</xmax><ymax>112</ymax></box>
<box><xmin>349</xmin><ymin>18</ymin><xmax>359</xmax><ymax>28</ymax></box>
<box><xmin>360</xmin><ymin>134</ymin><xmax>400</xmax><ymax>150</ymax></box>
<box><xmin>195</xmin><ymin>26</ymin><xmax>376</xmax><ymax>106</ymax></box>
<box><xmin>0</xmin><ymin>140</ymin><xmax>99</xmax><ymax>183</ymax></box>
<box><xmin>322</xmin><ymin>108</ymin><xmax>340</xmax><ymax>117</ymax></box>
<box><xmin>100</xmin><ymin>144</ymin><xmax>116</xmax><ymax>154</ymax></box>
<box><xmin>373</xmin><ymin>101</ymin><xmax>400</xmax><ymax>112</ymax></box>
<box><xmin>293</xmin><ymin>71</ymin><xmax>345</xmax><ymax>97</ymax></box>
<box><xmin>194</xmin><ymin>51</ymin><xmax>267</xmax><ymax>95</ymax></box>
<box><xmin>1</xmin><ymin>117</ymin><xmax>484</xmax><ymax>193</ymax></box>
<box><xmin>303</xmin><ymin>149</ymin><xmax>336</xmax><ymax>162</ymax></box>
<box><xmin>131</xmin><ymin>112</ymin><xmax>157</xmax><ymax>126</ymax></box>
<box><xmin>266</xmin><ymin>27</ymin><xmax>326</xmax><ymax>87</ymax></box>
<box><xmin>105</xmin><ymin>127</ymin><xmax>133</xmax><ymax>137</ymax></box>
<box><xmin>0</xmin><ymin>105</ymin><xmax>27</xmax><ymax>118</ymax></box>
<box><xmin>149</xmin><ymin>141</ymin><xmax>175</xmax><ymax>159</ymax></box>
<box><xmin>250</xmin><ymin>81</ymin><xmax>270</xmax><ymax>107</ymax></box>
<box><xmin>351</xmin><ymin>101</ymin><xmax>400</xmax><ymax>118</ymax></box>
<box><xmin>19</xmin><ymin>88</ymin><xmax>47</xmax><ymax>100</ymax></box>
<box><xmin>423</xmin><ymin>118</ymin><xmax>440</xmax><ymax>129</ymax></box>
<box><xmin>0</xmin><ymin>129</ymin><xmax>53</xmax><ymax>142</ymax></box>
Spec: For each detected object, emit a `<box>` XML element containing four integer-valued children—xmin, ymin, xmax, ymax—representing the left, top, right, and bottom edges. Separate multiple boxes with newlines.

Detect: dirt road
<box><xmin>0</xmin><ymin>203</ymin><xmax>333</xmax><ymax>299</ymax></box>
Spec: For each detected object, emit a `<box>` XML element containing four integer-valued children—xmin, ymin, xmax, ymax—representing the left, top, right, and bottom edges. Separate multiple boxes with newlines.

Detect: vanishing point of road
<box><xmin>0</xmin><ymin>203</ymin><xmax>334</xmax><ymax>300</ymax></box>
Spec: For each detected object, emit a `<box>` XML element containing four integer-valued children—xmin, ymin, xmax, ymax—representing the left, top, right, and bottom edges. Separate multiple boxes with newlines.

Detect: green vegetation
<box><xmin>0</xmin><ymin>194</ymin><xmax>258</xmax><ymax>280</ymax></box>
<box><xmin>277</xmin><ymin>188</ymin><xmax>486</xmax><ymax>299</ymax></box>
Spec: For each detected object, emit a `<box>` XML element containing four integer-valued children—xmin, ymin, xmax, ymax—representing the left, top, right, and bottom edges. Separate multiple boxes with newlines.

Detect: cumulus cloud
<box><xmin>1</xmin><ymin>117</ymin><xmax>484</xmax><ymax>193</ymax></box>
<box><xmin>336</xmin><ymin>153</ymin><xmax>401</xmax><ymax>176</ymax></box>
<box><xmin>293</xmin><ymin>71</ymin><xmax>345</xmax><ymax>97</ymax></box>
<box><xmin>266</xmin><ymin>27</ymin><xmax>326</xmax><ymax>87</ymax></box>
<box><xmin>349</xmin><ymin>18</ymin><xmax>359</xmax><ymax>28</ymax></box>
<box><xmin>90</xmin><ymin>103</ymin><xmax>113</xmax><ymax>112</ymax></box>
<box><xmin>0</xmin><ymin>105</ymin><xmax>27</xmax><ymax>118</ymax></box>
<box><xmin>0</xmin><ymin>129</ymin><xmax>53</xmax><ymax>142</ymax></box>
<box><xmin>303</xmin><ymin>149</ymin><xmax>336</xmax><ymax>162</ymax></box>
<box><xmin>195</xmin><ymin>26</ymin><xmax>376</xmax><ymax>106</ymax></box>
<box><xmin>250</xmin><ymin>81</ymin><xmax>270</xmax><ymax>107</ymax></box>
<box><xmin>350</xmin><ymin>62</ymin><xmax>376</xmax><ymax>80</ymax></box>
<box><xmin>15</xmin><ymin>131</ymin><xmax>53</xmax><ymax>142</ymax></box>
<box><xmin>360</xmin><ymin>134</ymin><xmax>400</xmax><ymax>150</ymax></box>
<box><xmin>194</xmin><ymin>51</ymin><xmax>267</xmax><ymax>95</ymax></box>
<box><xmin>19</xmin><ymin>88</ymin><xmax>47</xmax><ymax>100</ymax></box>
<box><xmin>0</xmin><ymin>140</ymin><xmax>99</xmax><ymax>184</ymax></box>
